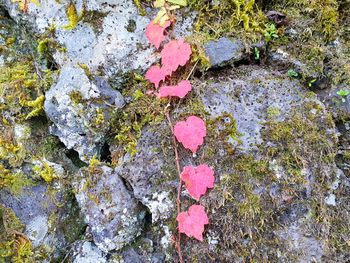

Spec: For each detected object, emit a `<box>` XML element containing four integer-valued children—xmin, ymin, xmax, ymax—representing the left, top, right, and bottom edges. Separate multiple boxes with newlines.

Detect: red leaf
<box><xmin>145</xmin><ymin>65</ymin><xmax>167</xmax><ymax>88</ymax></box>
<box><xmin>181</xmin><ymin>164</ymin><xmax>215</xmax><ymax>200</ymax></box>
<box><xmin>145</xmin><ymin>20</ymin><xmax>171</xmax><ymax>49</ymax></box>
<box><xmin>159</xmin><ymin>80</ymin><xmax>192</xmax><ymax>98</ymax></box>
<box><xmin>161</xmin><ymin>38</ymin><xmax>192</xmax><ymax>75</ymax></box>
<box><xmin>174</xmin><ymin>116</ymin><xmax>206</xmax><ymax>153</ymax></box>
<box><xmin>177</xmin><ymin>205</ymin><xmax>208</xmax><ymax>241</ymax></box>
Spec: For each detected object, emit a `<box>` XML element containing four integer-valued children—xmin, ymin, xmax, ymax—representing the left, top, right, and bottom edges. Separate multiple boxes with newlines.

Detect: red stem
<box><xmin>165</xmin><ymin>111</ymin><xmax>184</xmax><ymax>263</ymax></box>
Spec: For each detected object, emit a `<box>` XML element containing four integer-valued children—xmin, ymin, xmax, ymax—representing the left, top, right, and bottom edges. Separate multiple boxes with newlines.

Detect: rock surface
<box><xmin>1</xmin><ymin>0</ymin><xmax>350</xmax><ymax>262</ymax></box>
<box><xmin>44</xmin><ymin>65</ymin><xmax>124</xmax><ymax>159</ymax></box>
<box><xmin>68</xmin><ymin>241</ymin><xmax>107</xmax><ymax>263</ymax></box>
<box><xmin>204</xmin><ymin>37</ymin><xmax>245</xmax><ymax>67</ymax></box>
<box><xmin>74</xmin><ymin>165</ymin><xmax>146</xmax><ymax>252</ymax></box>
<box><xmin>116</xmin><ymin>127</ymin><xmax>176</xmax><ymax>222</ymax></box>
<box><xmin>4</xmin><ymin>0</ymin><xmax>159</xmax><ymax>79</ymax></box>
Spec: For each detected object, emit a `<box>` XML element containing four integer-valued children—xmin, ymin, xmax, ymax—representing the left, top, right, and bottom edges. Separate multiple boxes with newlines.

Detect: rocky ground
<box><xmin>0</xmin><ymin>0</ymin><xmax>350</xmax><ymax>262</ymax></box>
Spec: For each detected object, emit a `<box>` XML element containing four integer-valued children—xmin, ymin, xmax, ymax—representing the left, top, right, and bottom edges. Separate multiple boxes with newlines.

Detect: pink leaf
<box><xmin>161</xmin><ymin>38</ymin><xmax>192</xmax><ymax>75</ymax></box>
<box><xmin>145</xmin><ymin>65</ymin><xmax>167</xmax><ymax>89</ymax></box>
<box><xmin>177</xmin><ymin>205</ymin><xmax>209</xmax><ymax>241</ymax></box>
<box><xmin>174</xmin><ymin>116</ymin><xmax>206</xmax><ymax>153</ymax></box>
<box><xmin>145</xmin><ymin>20</ymin><xmax>171</xmax><ymax>49</ymax></box>
<box><xmin>159</xmin><ymin>80</ymin><xmax>192</xmax><ymax>98</ymax></box>
<box><xmin>181</xmin><ymin>165</ymin><xmax>215</xmax><ymax>200</ymax></box>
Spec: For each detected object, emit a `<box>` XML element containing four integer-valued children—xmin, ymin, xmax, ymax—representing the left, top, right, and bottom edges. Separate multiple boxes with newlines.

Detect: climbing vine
<box><xmin>145</xmin><ymin>1</ymin><xmax>214</xmax><ymax>261</ymax></box>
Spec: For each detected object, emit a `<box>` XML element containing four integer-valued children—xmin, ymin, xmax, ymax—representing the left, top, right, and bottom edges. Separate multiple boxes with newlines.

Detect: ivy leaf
<box><xmin>159</xmin><ymin>80</ymin><xmax>192</xmax><ymax>98</ymax></box>
<box><xmin>145</xmin><ymin>20</ymin><xmax>171</xmax><ymax>49</ymax></box>
<box><xmin>145</xmin><ymin>65</ymin><xmax>167</xmax><ymax>88</ymax></box>
<box><xmin>177</xmin><ymin>205</ymin><xmax>208</xmax><ymax>241</ymax></box>
<box><xmin>167</xmin><ymin>0</ymin><xmax>187</xmax><ymax>6</ymax></box>
<box><xmin>161</xmin><ymin>38</ymin><xmax>192</xmax><ymax>76</ymax></box>
<box><xmin>174</xmin><ymin>116</ymin><xmax>206</xmax><ymax>153</ymax></box>
<box><xmin>181</xmin><ymin>164</ymin><xmax>215</xmax><ymax>200</ymax></box>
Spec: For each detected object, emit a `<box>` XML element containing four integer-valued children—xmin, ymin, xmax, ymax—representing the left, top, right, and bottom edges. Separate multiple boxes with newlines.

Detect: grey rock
<box><xmin>201</xmin><ymin>68</ymin><xmax>305</xmax><ymax>153</ymax></box>
<box><xmin>5</xmin><ymin>0</ymin><xmax>159</xmax><ymax>80</ymax></box>
<box><xmin>44</xmin><ymin>65</ymin><xmax>124</xmax><ymax>159</ymax></box>
<box><xmin>115</xmin><ymin>127</ymin><xmax>175</xmax><ymax>222</ymax></box>
<box><xmin>74</xmin><ymin>165</ymin><xmax>146</xmax><ymax>252</ymax></box>
<box><xmin>204</xmin><ymin>37</ymin><xmax>246</xmax><ymax>67</ymax></box>
<box><xmin>279</xmin><ymin>220</ymin><xmax>324</xmax><ymax>263</ymax></box>
<box><xmin>325</xmin><ymin>193</ymin><xmax>336</xmax><ymax>206</ymax></box>
<box><xmin>267</xmin><ymin>47</ymin><xmax>319</xmax><ymax>79</ymax></box>
<box><xmin>315</xmin><ymin>87</ymin><xmax>350</xmax><ymax>119</ymax></box>
<box><xmin>0</xmin><ymin>184</ymin><xmax>53</xmax><ymax>228</ymax></box>
<box><xmin>196</xmin><ymin>66</ymin><xmax>339</xmax><ymax>261</ymax></box>
<box><xmin>68</xmin><ymin>241</ymin><xmax>107</xmax><ymax>263</ymax></box>
<box><xmin>110</xmin><ymin>238</ymin><xmax>165</xmax><ymax>263</ymax></box>
<box><xmin>0</xmin><ymin>180</ymin><xmax>85</xmax><ymax>261</ymax></box>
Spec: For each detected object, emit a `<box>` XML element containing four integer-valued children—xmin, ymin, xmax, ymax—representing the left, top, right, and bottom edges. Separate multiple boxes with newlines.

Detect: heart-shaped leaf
<box><xmin>174</xmin><ymin>116</ymin><xmax>206</xmax><ymax>153</ymax></box>
<box><xmin>177</xmin><ymin>205</ymin><xmax>208</xmax><ymax>241</ymax></box>
<box><xmin>161</xmin><ymin>38</ymin><xmax>192</xmax><ymax>75</ymax></box>
<box><xmin>181</xmin><ymin>164</ymin><xmax>215</xmax><ymax>200</ymax></box>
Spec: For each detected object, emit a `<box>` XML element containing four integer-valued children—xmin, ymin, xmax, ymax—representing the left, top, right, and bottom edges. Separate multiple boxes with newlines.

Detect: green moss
<box><xmin>264</xmin><ymin>0</ymin><xmax>350</xmax><ymax>87</ymax></box>
<box><xmin>37</xmin><ymin>38</ymin><xmax>55</xmax><ymax>57</ymax></box>
<box><xmin>133</xmin><ymin>0</ymin><xmax>147</xmax><ymax>16</ymax></box>
<box><xmin>207</xmin><ymin>112</ymin><xmax>242</xmax><ymax>154</ymax></box>
<box><xmin>81</xmin><ymin>11</ymin><xmax>108</xmax><ymax>35</ymax></box>
<box><xmin>179</xmin><ymin>94</ymin><xmax>340</xmax><ymax>261</ymax></box>
<box><xmin>189</xmin><ymin>0</ymin><xmax>269</xmax><ymax>44</ymax></box>
<box><xmin>0</xmin><ymin>165</ymin><xmax>35</xmax><ymax>195</ymax></box>
<box><xmin>0</xmin><ymin>59</ymin><xmax>53</xmax><ymax>124</ymax></box>
<box><xmin>125</xmin><ymin>19</ymin><xmax>137</xmax><ymax>33</ymax></box>
<box><xmin>69</xmin><ymin>91</ymin><xmax>84</xmax><ymax>105</ymax></box>
<box><xmin>32</xmin><ymin>159</ymin><xmax>60</xmax><ymax>183</ymax></box>
<box><xmin>94</xmin><ymin>107</ymin><xmax>104</xmax><ymax>127</ymax></box>
<box><xmin>0</xmin><ymin>205</ymin><xmax>34</xmax><ymax>263</ymax></box>
<box><xmin>47</xmin><ymin>191</ymin><xmax>86</xmax><ymax>244</ymax></box>
<box><xmin>6</xmin><ymin>38</ymin><xmax>15</xmax><ymax>46</ymax></box>
<box><xmin>22</xmin><ymin>95</ymin><xmax>45</xmax><ymax>120</ymax></box>
<box><xmin>266</xmin><ymin>106</ymin><xmax>280</xmax><ymax>119</ymax></box>
<box><xmin>111</xmin><ymin>73</ymin><xmax>166</xmax><ymax>163</ymax></box>
<box><xmin>61</xmin><ymin>1</ymin><xmax>85</xmax><ymax>30</ymax></box>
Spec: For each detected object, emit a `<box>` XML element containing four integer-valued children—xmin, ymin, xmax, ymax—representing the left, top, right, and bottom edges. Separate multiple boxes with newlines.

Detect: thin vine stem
<box><xmin>165</xmin><ymin>111</ymin><xmax>184</xmax><ymax>263</ymax></box>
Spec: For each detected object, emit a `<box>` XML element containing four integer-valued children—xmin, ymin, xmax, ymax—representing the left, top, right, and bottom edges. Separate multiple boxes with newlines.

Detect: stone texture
<box><xmin>68</xmin><ymin>241</ymin><xmax>107</xmax><ymax>263</ymax></box>
<box><xmin>74</xmin><ymin>165</ymin><xmax>146</xmax><ymax>252</ymax></box>
<box><xmin>200</xmin><ymin>69</ymin><xmax>305</xmax><ymax>152</ymax></box>
<box><xmin>44</xmin><ymin>65</ymin><xmax>124</xmax><ymax>159</ymax></box>
<box><xmin>0</xmin><ymin>179</ymin><xmax>86</xmax><ymax>261</ymax></box>
<box><xmin>204</xmin><ymin>37</ymin><xmax>245</xmax><ymax>67</ymax></box>
<box><xmin>5</xmin><ymin>0</ymin><xmax>160</xmax><ymax>79</ymax></box>
<box><xmin>115</xmin><ymin>127</ymin><xmax>175</xmax><ymax>222</ymax></box>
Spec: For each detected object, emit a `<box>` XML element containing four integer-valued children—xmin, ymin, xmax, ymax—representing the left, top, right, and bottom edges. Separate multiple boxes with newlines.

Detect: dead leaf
<box><xmin>266</xmin><ymin>11</ymin><xmax>289</xmax><ymax>26</ymax></box>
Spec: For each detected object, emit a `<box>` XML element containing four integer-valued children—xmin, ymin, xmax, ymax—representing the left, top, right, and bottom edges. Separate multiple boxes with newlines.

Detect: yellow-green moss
<box><xmin>81</xmin><ymin>11</ymin><xmax>108</xmax><ymax>35</ymax></box>
<box><xmin>0</xmin><ymin>165</ymin><xmax>35</xmax><ymax>195</ymax></box>
<box><xmin>189</xmin><ymin>0</ymin><xmax>270</xmax><ymax>44</ymax></box>
<box><xmin>32</xmin><ymin>158</ymin><xmax>60</xmax><ymax>183</ymax></box>
<box><xmin>21</xmin><ymin>95</ymin><xmax>45</xmax><ymax>120</ymax></box>
<box><xmin>37</xmin><ymin>38</ymin><xmax>55</xmax><ymax>56</ymax></box>
<box><xmin>133</xmin><ymin>0</ymin><xmax>147</xmax><ymax>16</ymax></box>
<box><xmin>111</xmin><ymin>73</ymin><xmax>166</xmax><ymax>163</ymax></box>
<box><xmin>61</xmin><ymin>1</ymin><xmax>85</xmax><ymax>30</ymax></box>
<box><xmin>69</xmin><ymin>91</ymin><xmax>84</xmax><ymax>105</ymax></box>
<box><xmin>0</xmin><ymin>205</ymin><xmax>34</xmax><ymax>263</ymax></box>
